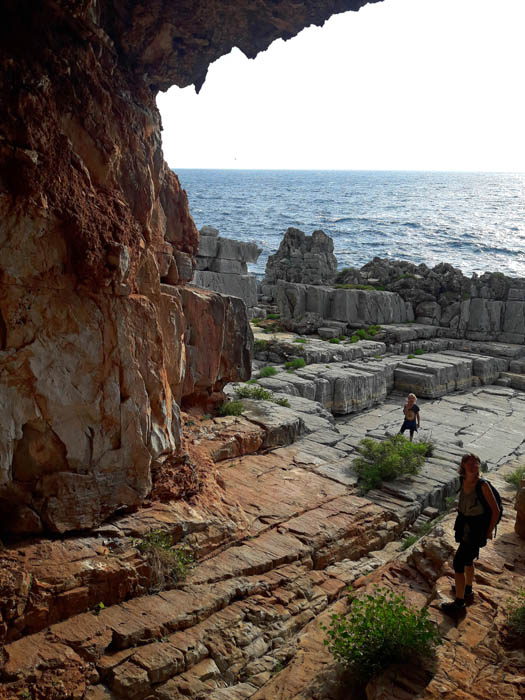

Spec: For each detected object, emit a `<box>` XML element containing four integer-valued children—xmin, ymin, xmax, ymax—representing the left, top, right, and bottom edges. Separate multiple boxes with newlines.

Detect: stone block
<box><xmin>209</xmin><ymin>258</ymin><xmax>247</xmax><ymax>275</ymax></box>
<box><xmin>199</xmin><ymin>225</ymin><xmax>220</xmax><ymax>237</ymax></box>
<box><xmin>394</xmin><ymin>353</ymin><xmax>473</xmax><ymax>398</ymax></box>
<box><xmin>217</xmin><ymin>238</ymin><xmax>262</xmax><ymax>263</ymax></box>
<box><xmin>318</xmin><ymin>327</ymin><xmax>339</xmax><ymax>339</ymax></box>
<box><xmin>192</xmin><ymin>271</ymin><xmax>257</xmax><ymax>308</ymax></box>
<box><xmin>198</xmin><ymin>235</ymin><xmax>219</xmax><ymax>257</ymax></box>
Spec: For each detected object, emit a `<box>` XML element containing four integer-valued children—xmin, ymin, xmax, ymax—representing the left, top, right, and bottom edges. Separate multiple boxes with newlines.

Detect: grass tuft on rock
<box><xmin>354</xmin><ymin>434</ymin><xmax>433</xmax><ymax>493</ymax></box>
<box><xmin>504</xmin><ymin>465</ymin><xmax>525</xmax><ymax>488</ymax></box>
<box><xmin>235</xmin><ymin>384</ymin><xmax>273</xmax><ymax>401</ymax></box>
<box><xmin>284</xmin><ymin>357</ymin><xmax>306</xmax><ymax>371</ymax></box>
<box><xmin>217</xmin><ymin>400</ymin><xmax>244</xmax><ymax>416</ymax></box>
<box><xmin>258</xmin><ymin>365</ymin><xmax>278</xmax><ymax>378</ymax></box>
<box><xmin>321</xmin><ymin>586</ymin><xmax>440</xmax><ymax>682</ymax></box>
<box><xmin>134</xmin><ymin>529</ymin><xmax>193</xmax><ymax>591</ymax></box>
<box><xmin>505</xmin><ymin>588</ymin><xmax>525</xmax><ymax>645</ymax></box>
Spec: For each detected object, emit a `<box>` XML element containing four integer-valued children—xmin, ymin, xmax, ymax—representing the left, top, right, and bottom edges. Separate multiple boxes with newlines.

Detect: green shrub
<box><xmin>395</xmin><ymin>273</ymin><xmax>416</xmax><ymax>281</ymax></box>
<box><xmin>329</xmin><ymin>337</ymin><xmax>340</xmax><ymax>344</ymax></box>
<box><xmin>504</xmin><ymin>465</ymin><xmax>525</xmax><ymax>488</ymax></box>
<box><xmin>251</xmin><ymin>317</ymin><xmax>261</xmax><ymax>325</ymax></box>
<box><xmin>235</xmin><ymin>384</ymin><xmax>273</xmax><ymax>401</ymax></box>
<box><xmin>408</xmin><ymin>353</ymin><xmax>415</xmax><ymax>359</ymax></box>
<box><xmin>506</xmin><ymin>588</ymin><xmax>525</xmax><ymax>639</ymax></box>
<box><xmin>267</xmin><ymin>313</ymin><xmax>281</xmax><ymax>320</ymax></box>
<box><xmin>134</xmin><ymin>529</ymin><xmax>193</xmax><ymax>590</ymax></box>
<box><xmin>321</xmin><ymin>586</ymin><xmax>440</xmax><ymax>681</ymax></box>
<box><xmin>353</xmin><ymin>434</ymin><xmax>432</xmax><ymax>493</ymax></box>
<box><xmin>350</xmin><ymin>335</ymin><xmax>359</xmax><ymax>343</ymax></box>
<box><xmin>414</xmin><ymin>348</ymin><xmax>425</xmax><ymax>355</ymax></box>
<box><xmin>246</xmin><ymin>378</ymin><xmax>258</xmax><ymax>384</ymax></box>
<box><xmin>259</xmin><ymin>366</ymin><xmax>278</xmax><ymax>378</ymax></box>
<box><xmin>400</xmin><ymin>535</ymin><xmax>418</xmax><ymax>551</ymax></box>
<box><xmin>275</xmin><ymin>397</ymin><xmax>291</xmax><ymax>407</ymax></box>
<box><xmin>294</xmin><ymin>338</ymin><xmax>307</xmax><ymax>344</ymax></box>
<box><xmin>217</xmin><ymin>400</ymin><xmax>244</xmax><ymax>416</ymax></box>
<box><xmin>254</xmin><ymin>339</ymin><xmax>269</xmax><ymax>352</ymax></box>
<box><xmin>284</xmin><ymin>357</ymin><xmax>306</xmax><ymax>370</ymax></box>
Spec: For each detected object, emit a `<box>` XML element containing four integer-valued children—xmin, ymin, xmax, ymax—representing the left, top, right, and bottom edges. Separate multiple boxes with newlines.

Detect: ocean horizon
<box><xmin>175</xmin><ymin>168</ymin><xmax>525</xmax><ymax>279</ymax></box>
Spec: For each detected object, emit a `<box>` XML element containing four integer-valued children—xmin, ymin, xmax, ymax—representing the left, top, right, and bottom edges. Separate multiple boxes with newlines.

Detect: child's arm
<box><xmin>417</xmin><ymin>407</ymin><xmax>421</xmax><ymax>426</ymax></box>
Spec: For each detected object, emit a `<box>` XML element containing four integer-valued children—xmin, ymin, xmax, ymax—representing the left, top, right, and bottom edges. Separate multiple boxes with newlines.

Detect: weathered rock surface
<box><xmin>265</xmin><ymin>228</ymin><xmax>338</xmax><ymax>286</ymax></box>
<box><xmin>276</xmin><ymin>281</ymin><xmax>411</xmax><ymax>328</ymax></box>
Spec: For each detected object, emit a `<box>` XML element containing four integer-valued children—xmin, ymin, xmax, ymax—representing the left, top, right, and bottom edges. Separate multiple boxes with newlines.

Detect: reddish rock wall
<box><xmin>0</xmin><ymin>0</ymin><xmax>377</xmax><ymax>534</ymax></box>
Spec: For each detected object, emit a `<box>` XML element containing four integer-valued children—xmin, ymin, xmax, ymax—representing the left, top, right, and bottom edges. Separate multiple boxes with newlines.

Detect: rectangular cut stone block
<box><xmin>209</xmin><ymin>258</ymin><xmax>247</xmax><ymax>274</ymax></box>
<box><xmin>498</xmin><ymin>372</ymin><xmax>525</xmax><ymax>391</ymax></box>
<box><xmin>394</xmin><ymin>353</ymin><xmax>473</xmax><ymax>398</ymax></box>
<box><xmin>198</xmin><ymin>235</ymin><xmax>219</xmax><ymax>257</ymax></box>
<box><xmin>192</xmin><ymin>271</ymin><xmax>257</xmax><ymax>308</ymax></box>
<box><xmin>217</xmin><ymin>238</ymin><xmax>261</xmax><ymax>263</ymax></box>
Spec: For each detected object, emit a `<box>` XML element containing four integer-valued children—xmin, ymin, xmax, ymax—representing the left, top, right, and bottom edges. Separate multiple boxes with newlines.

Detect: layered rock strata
<box><xmin>192</xmin><ymin>226</ymin><xmax>262</xmax><ymax>312</ymax></box>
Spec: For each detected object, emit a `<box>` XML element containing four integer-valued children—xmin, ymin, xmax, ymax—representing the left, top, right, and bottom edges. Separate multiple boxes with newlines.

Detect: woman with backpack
<box><xmin>440</xmin><ymin>453</ymin><xmax>501</xmax><ymax>620</ymax></box>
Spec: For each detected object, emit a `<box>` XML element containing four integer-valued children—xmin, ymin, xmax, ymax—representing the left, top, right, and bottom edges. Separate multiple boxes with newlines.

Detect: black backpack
<box><xmin>475</xmin><ymin>478</ymin><xmax>503</xmax><ymax>536</ymax></box>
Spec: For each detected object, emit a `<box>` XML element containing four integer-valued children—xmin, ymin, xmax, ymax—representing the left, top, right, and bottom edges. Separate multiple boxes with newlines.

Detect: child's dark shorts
<box><xmin>400</xmin><ymin>419</ymin><xmax>418</xmax><ymax>433</ymax></box>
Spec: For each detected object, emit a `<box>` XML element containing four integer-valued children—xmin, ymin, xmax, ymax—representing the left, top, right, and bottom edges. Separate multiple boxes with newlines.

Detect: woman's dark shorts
<box><xmin>453</xmin><ymin>542</ymin><xmax>480</xmax><ymax>573</ymax></box>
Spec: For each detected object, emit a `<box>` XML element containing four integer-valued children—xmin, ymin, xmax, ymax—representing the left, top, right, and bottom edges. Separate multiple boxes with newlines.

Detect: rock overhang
<box><xmin>103</xmin><ymin>0</ymin><xmax>383</xmax><ymax>92</ymax></box>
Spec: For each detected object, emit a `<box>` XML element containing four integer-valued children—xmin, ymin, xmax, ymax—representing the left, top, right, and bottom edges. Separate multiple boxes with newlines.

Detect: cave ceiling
<box><xmin>103</xmin><ymin>0</ymin><xmax>383</xmax><ymax>91</ymax></box>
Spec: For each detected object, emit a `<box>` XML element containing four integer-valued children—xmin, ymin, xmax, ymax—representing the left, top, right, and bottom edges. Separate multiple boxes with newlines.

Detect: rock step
<box><xmin>257</xmin><ymin>359</ymin><xmax>396</xmax><ymax>415</ymax></box>
<box><xmin>253</xmin><ymin>333</ymin><xmax>386</xmax><ymax>365</ymax></box>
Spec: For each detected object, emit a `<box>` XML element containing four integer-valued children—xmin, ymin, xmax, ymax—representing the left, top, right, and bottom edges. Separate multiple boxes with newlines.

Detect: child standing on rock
<box><xmin>400</xmin><ymin>393</ymin><xmax>420</xmax><ymax>441</ymax></box>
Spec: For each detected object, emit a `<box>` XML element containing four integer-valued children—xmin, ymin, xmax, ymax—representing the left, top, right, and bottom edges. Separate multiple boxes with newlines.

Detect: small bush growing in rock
<box><xmin>400</xmin><ymin>535</ymin><xmax>418</xmax><ymax>551</ymax></box>
<box><xmin>251</xmin><ymin>317</ymin><xmax>261</xmax><ymax>325</ymax></box>
<box><xmin>259</xmin><ymin>366</ymin><xmax>278</xmax><ymax>378</ymax></box>
<box><xmin>321</xmin><ymin>586</ymin><xmax>440</xmax><ymax>681</ymax></box>
<box><xmin>254</xmin><ymin>339</ymin><xmax>269</xmax><ymax>351</ymax></box>
<box><xmin>504</xmin><ymin>465</ymin><xmax>525</xmax><ymax>488</ymax></box>
<box><xmin>414</xmin><ymin>348</ymin><xmax>425</xmax><ymax>355</ymax></box>
<box><xmin>235</xmin><ymin>384</ymin><xmax>273</xmax><ymax>401</ymax></box>
<box><xmin>354</xmin><ymin>434</ymin><xmax>432</xmax><ymax>493</ymax></box>
<box><xmin>267</xmin><ymin>313</ymin><xmax>281</xmax><ymax>320</ymax></box>
<box><xmin>217</xmin><ymin>400</ymin><xmax>244</xmax><ymax>416</ymax></box>
<box><xmin>408</xmin><ymin>353</ymin><xmax>416</xmax><ymax>359</ymax></box>
<box><xmin>505</xmin><ymin>588</ymin><xmax>525</xmax><ymax>642</ymax></box>
<box><xmin>285</xmin><ymin>358</ymin><xmax>306</xmax><ymax>370</ymax></box>
<box><xmin>294</xmin><ymin>338</ymin><xmax>307</xmax><ymax>344</ymax></box>
<box><xmin>275</xmin><ymin>397</ymin><xmax>291</xmax><ymax>407</ymax></box>
<box><xmin>135</xmin><ymin>529</ymin><xmax>193</xmax><ymax>590</ymax></box>
<box><xmin>329</xmin><ymin>337</ymin><xmax>340</xmax><ymax>344</ymax></box>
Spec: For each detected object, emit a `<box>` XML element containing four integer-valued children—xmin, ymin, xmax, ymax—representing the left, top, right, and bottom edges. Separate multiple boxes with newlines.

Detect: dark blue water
<box><xmin>176</xmin><ymin>169</ymin><xmax>525</xmax><ymax>278</ymax></box>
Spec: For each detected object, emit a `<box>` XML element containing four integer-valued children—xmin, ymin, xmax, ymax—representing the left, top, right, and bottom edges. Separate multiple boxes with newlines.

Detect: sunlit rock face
<box><xmin>0</xmin><ymin>0</ymin><xmax>377</xmax><ymax>533</ymax></box>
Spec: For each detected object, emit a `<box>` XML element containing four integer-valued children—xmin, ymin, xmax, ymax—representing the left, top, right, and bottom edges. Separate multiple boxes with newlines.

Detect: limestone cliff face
<box><xmin>0</xmin><ymin>0</ymin><xmax>377</xmax><ymax>533</ymax></box>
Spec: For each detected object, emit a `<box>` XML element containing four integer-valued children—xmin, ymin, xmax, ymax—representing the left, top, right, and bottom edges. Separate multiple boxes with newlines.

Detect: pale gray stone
<box><xmin>198</xmin><ymin>234</ymin><xmax>219</xmax><ymax>257</ymax></box>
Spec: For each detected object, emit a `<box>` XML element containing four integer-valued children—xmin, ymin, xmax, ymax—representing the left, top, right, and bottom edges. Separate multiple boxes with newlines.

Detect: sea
<box><xmin>176</xmin><ymin>169</ymin><xmax>525</xmax><ymax>279</ymax></box>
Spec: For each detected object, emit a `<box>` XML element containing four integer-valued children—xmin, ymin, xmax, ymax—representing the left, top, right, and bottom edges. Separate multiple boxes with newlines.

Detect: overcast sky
<box><xmin>157</xmin><ymin>0</ymin><xmax>525</xmax><ymax>172</ymax></box>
